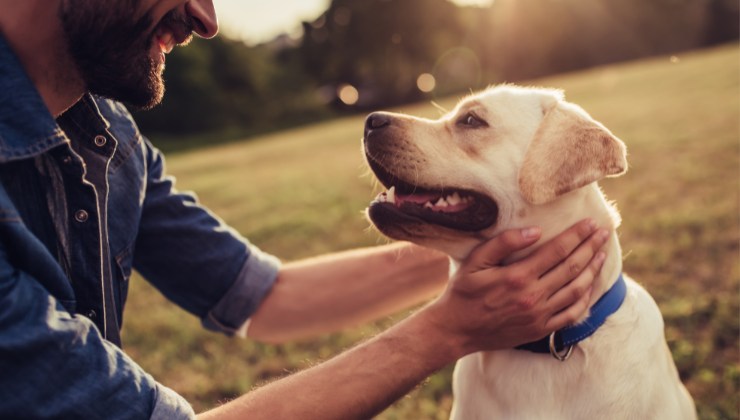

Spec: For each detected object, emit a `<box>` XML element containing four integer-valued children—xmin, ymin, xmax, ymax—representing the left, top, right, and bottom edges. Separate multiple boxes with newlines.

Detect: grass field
<box><xmin>122</xmin><ymin>44</ymin><xmax>740</xmax><ymax>419</ymax></box>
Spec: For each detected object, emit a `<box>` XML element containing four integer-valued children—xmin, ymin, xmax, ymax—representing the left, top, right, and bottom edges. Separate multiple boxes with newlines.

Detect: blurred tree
<box><xmin>479</xmin><ymin>0</ymin><xmax>716</xmax><ymax>81</ymax></box>
<box><xmin>299</xmin><ymin>0</ymin><xmax>467</xmax><ymax>108</ymax></box>
<box><xmin>703</xmin><ymin>0</ymin><xmax>740</xmax><ymax>45</ymax></box>
<box><xmin>134</xmin><ymin>37</ymin><xmax>258</xmax><ymax>136</ymax></box>
<box><xmin>132</xmin><ymin>0</ymin><xmax>738</xmax><ymax>149</ymax></box>
<box><xmin>134</xmin><ymin>36</ymin><xmax>330</xmax><ymax>146</ymax></box>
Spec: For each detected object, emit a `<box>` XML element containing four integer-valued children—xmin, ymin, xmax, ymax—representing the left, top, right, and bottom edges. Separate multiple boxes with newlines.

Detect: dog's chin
<box><xmin>366</xmin><ymin>209</ymin><xmax>488</xmax><ymax>260</ymax></box>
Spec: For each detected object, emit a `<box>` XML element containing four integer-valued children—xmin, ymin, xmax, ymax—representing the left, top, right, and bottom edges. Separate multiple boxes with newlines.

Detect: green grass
<box><xmin>122</xmin><ymin>43</ymin><xmax>740</xmax><ymax>418</ymax></box>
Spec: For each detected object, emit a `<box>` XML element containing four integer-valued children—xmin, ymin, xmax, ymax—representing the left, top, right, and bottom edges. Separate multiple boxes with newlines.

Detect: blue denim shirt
<box><xmin>0</xmin><ymin>34</ymin><xmax>280</xmax><ymax>418</ymax></box>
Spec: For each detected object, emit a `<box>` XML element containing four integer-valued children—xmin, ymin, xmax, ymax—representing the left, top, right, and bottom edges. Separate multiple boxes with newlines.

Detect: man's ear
<box><xmin>518</xmin><ymin>101</ymin><xmax>627</xmax><ymax>205</ymax></box>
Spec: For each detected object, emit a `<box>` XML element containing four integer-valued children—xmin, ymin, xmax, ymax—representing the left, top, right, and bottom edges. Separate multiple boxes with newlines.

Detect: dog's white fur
<box><xmin>363</xmin><ymin>86</ymin><xmax>695</xmax><ymax>419</ymax></box>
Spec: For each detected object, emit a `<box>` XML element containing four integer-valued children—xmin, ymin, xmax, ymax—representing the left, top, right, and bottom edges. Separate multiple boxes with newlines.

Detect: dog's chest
<box><xmin>449</xmin><ymin>280</ymin><xmax>692</xmax><ymax>419</ymax></box>
<box><xmin>450</xmin><ymin>349</ymin><xmax>609</xmax><ymax>419</ymax></box>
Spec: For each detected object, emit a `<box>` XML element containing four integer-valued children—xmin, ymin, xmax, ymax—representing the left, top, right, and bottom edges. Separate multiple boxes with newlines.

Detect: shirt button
<box><xmin>61</xmin><ymin>155</ymin><xmax>73</xmax><ymax>165</ymax></box>
<box><xmin>93</xmin><ymin>135</ymin><xmax>107</xmax><ymax>147</ymax></box>
<box><xmin>86</xmin><ymin>310</ymin><xmax>97</xmax><ymax>320</ymax></box>
<box><xmin>74</xmin><ymin>209</ymin><xmax>89</xmax><ymax>223</ymax></box>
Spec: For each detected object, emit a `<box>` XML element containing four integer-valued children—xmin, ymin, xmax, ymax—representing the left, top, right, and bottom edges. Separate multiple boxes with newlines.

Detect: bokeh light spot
<box><xmin>417</xmin><ymin>73</ymin><xmax>436</xmax><ymax>93</ymax></box>
<box><xmin>338</xmin><ymin>84</ymin><xmax>359</xmax><ymax>105</ymax></box>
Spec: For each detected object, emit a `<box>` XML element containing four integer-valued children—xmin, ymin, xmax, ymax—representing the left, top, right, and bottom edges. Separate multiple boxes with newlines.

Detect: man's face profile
<box><xmin>59</xmin><ymin>0</ymin><xmax>194</xmax><ymax>109</ymax></box>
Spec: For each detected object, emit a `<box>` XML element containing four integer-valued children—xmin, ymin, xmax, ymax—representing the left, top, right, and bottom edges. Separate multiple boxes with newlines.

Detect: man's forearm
<box><xmin>248</xmin><ymin>242</ymin><xmax>449</xmax><ymax>343</ymax></box>
<box><xmin>199</xmin><ymin>308</ymin><xmax>460</xmax><ymax>420</ymax></box>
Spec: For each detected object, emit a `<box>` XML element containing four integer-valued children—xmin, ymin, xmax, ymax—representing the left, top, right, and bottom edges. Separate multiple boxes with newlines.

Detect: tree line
<box><xmin>134</xmin><ymin>0</ymin><xmax>738</xmax><ymax>150</ymax></box>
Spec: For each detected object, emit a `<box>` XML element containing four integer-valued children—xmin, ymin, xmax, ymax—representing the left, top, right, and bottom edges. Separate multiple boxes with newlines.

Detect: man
<box><xmin>0</xmin><ymin>0</ymin><xmax>608</xmax><ymax>418</ymax></box>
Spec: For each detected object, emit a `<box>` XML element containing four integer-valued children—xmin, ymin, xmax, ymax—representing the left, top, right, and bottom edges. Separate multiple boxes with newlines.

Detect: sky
<box><xmin>214</xmin><ymin>0</ymin><xmax>494</xmax><ymax>44</ymax></box>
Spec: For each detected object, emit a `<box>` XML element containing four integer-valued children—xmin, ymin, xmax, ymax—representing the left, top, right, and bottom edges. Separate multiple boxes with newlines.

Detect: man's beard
<box><xmin>59</xmin><ymin>1</ymin><xmax>180</xmax><ymax>109</ymax></box>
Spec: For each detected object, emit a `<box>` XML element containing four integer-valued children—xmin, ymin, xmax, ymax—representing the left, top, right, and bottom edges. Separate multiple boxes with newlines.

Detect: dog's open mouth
<box><xmin>367</xmin><ymin>157</ymin><xmax>498</xmax><ymax>232</ymax></box>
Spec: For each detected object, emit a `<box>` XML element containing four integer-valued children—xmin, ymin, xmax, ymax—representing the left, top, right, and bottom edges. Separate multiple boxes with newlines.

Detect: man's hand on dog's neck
<box><xmin>423</xmin><ymin>220</ymin><xmax>608</xmax><ymax>356</ymax></box>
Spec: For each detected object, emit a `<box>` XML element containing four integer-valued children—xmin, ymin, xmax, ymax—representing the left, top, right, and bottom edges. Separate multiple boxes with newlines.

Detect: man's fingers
<box><xmin>465</xmin><ymin>227</ymin><xmax>542</xmax><ymax>272</ymax></box>
<box><xmin>544</xmin><ymin>250</ymin><xmax>605</xmax><ymax>325</ymax></box>
<box><xmin>544</xmin><ymin>285</ymin><xmax>593</xmax><ymax>332</ymax></box>
<box><xmin>525</xmin><ymin>219</ymin><xmax>600</xmax><ymax>276</ymax></box>
<box><xmin>540</xmin><ymin>229</ymin><xmax>610</xmax><ymax>295</ymax></box>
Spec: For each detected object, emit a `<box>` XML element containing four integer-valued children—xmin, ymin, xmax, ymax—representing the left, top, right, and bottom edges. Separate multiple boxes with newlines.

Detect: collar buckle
<box><xmin>549</xmin><ymin>332</ymin><xmax>574</xmax><ymax>361</ymax></box>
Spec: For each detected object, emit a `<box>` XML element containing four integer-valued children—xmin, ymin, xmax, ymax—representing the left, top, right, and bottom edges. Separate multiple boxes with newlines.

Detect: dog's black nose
<box><xmin>365</xmin><ymin>112</ymin><xmax>391</xmax><ymax>137</ymax></box>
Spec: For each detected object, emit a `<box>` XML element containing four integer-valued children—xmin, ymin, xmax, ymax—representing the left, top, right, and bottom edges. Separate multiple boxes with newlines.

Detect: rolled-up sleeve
<box><xmin>151</xmin><ymin>384</ymin><xmax>195</xmax><ymax>419</ymax></box>
<box><xmin>202</xmin><ymin>245</ymin><xmax>280</xmax><ymax>334</ymax></box>
<box><xmin>0</xmin><ymin>246</ymin><xmax>195</xmax><ymax>419</ymax></box>
<box><xmin>133</xmin><ymin>140</ymin><xmax>280</xmax><ymax>335</ymax></box>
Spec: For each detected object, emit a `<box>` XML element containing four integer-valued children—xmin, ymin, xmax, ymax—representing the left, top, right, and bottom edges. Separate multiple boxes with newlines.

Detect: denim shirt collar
<box><xmin>0</xmin><ymin>33</ymin><xmax>110</xmax><ymax>163</ymax></box>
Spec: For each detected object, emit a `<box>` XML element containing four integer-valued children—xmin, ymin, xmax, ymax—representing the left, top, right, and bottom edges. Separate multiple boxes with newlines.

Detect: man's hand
<box><xmin>424</xmin><ymin>219</ymin><xmax>609</xmax><ymax>357</ymax></box>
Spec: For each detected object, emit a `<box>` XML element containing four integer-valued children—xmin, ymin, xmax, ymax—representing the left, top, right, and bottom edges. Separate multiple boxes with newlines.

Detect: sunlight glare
<box><xmin>451</xmin><ymin>0</ymin><xmax>494</xmax><ymax>7</ymax></box>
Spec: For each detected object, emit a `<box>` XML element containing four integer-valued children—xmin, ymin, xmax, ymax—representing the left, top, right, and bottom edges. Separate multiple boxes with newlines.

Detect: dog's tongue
<box><xmin>395</xmin><ymin>191</ymin><xmax>440</xmax><ymax>204</ymax></box>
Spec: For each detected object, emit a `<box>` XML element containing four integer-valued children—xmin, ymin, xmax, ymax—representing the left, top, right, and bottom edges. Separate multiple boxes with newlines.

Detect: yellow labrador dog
<box><xmin>362</xmin><ymin>85</ymin><xmax>695</xmax><ymax>419</ymax></box>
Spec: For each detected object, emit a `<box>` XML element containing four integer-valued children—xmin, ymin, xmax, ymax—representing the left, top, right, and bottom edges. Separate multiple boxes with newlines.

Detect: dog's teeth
<box><xmin>447</xmin><ymin>192</ymin><xmax>461</xmax><ymax>206</ymax></box>
<box><xmin>424</xmin><ymin>202</ymin><xmax>434</xmax><ymax>209</ymax></box>
<box><xmin>435</xmin><ymin>197</ymin><xmax>448</xmax><ymax>207</ymax></box>
<box><xmin>387</xmin><ymin>186</ymin><xmax>396</xmax><ymax>204</ymax></box>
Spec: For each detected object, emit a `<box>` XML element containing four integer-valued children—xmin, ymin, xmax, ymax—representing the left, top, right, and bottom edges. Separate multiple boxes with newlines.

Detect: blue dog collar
<box><xmin>516</xmin><ymin>273</ymin><xmax>627</xmax><ymax>361</ymax></box>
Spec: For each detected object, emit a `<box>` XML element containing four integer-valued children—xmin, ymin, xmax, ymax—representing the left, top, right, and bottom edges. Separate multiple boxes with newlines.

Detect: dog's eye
<box><xmin>457</xmin><ymin>112</ymin><xmax>487</xmax><ymax>128</ymax></box>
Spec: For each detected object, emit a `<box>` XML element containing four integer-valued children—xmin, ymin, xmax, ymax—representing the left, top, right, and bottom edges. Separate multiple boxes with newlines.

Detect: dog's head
<box><xmin>363</xmin><ymin>85</ymin><xmax>627</xmax><ymax>260</ymax></box>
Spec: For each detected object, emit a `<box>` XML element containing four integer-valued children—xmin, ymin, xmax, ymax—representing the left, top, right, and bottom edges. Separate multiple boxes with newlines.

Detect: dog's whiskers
<box><xmin>431</xmin><ymin>101</ymin><xmax>448</xmax><ymax>116</ymax></box>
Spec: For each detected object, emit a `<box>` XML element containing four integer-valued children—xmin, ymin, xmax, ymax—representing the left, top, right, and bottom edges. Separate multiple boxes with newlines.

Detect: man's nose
<box><xmin>186</xmin><ymin>0</ymin><xmax>218</xmax><ymax>38</ymax></box>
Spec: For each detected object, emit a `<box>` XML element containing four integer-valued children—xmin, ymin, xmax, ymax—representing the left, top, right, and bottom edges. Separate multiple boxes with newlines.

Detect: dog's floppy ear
<box><xmin>518</xmin><ymin>100</ymin><xmax>627</xmax><ymax>205</ymax></box>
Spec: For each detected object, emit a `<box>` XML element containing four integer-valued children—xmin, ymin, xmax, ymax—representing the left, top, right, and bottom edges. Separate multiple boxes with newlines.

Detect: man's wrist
<box><xmin>404</xmin><ymin>303</ymin><xmax>470</xmax><ymax>365</ymax></box>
